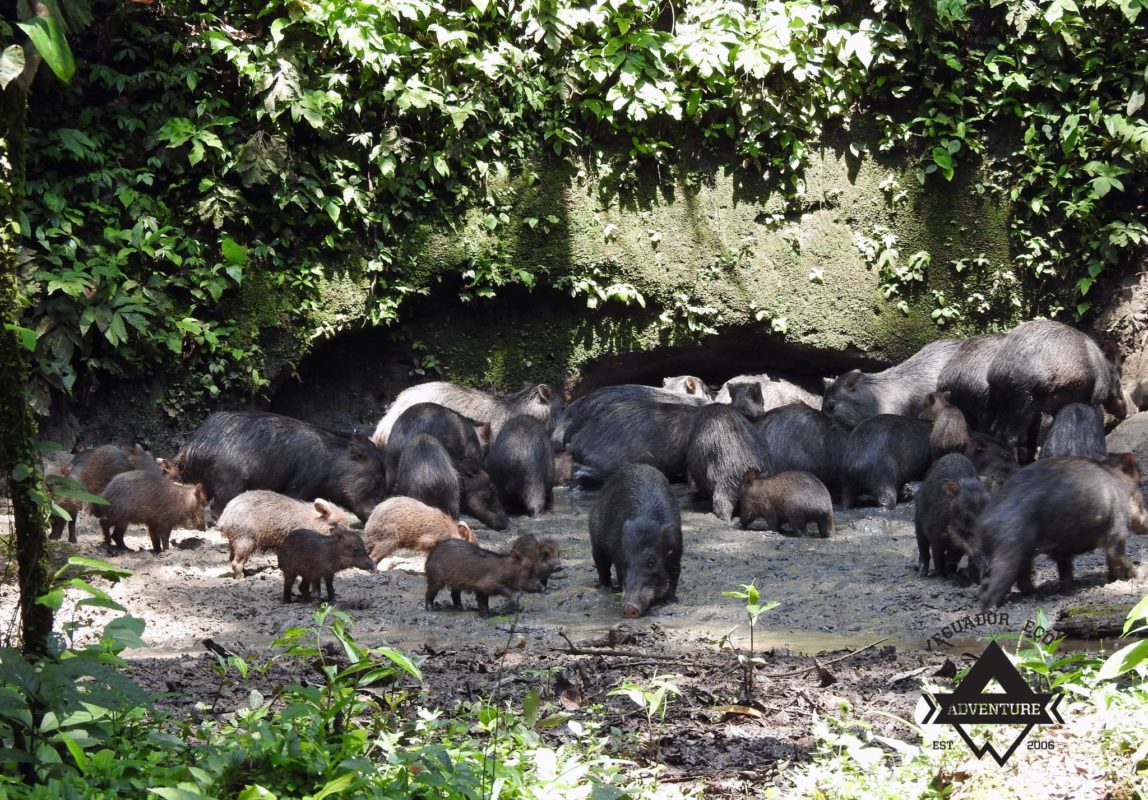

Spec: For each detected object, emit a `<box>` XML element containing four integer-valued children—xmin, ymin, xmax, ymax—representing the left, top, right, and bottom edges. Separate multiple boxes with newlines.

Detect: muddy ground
<box><xmin>3</xmin><ymin>486</ymin><xmax>1147</xmax><ymax>796</ymax></box>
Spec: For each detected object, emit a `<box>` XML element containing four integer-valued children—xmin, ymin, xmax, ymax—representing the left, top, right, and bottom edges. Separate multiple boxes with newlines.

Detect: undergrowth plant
<box><xmin>722</xmin><ymin>582</ymin><xmax>780</xmax><ymax>703</ymax></box>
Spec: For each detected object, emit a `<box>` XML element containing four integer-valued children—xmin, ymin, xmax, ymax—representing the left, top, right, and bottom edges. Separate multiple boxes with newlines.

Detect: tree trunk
<box><xmin>1</xmin><ymin>50</ymin><xmax>54</xmax><ymax>660</ymax></box>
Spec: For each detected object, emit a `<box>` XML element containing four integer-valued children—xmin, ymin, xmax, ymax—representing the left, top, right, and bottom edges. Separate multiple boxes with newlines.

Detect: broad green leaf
<box><xmin>4</xmin><ymin>324</ymin><xmax>36</xmax><ymax>351</ymax></box>
<box><xmin>17</xmin><ymin>15</ymin><xmax>74</xmax><ymax>83</ymax></box>
<box><xmin>0</xmin><ymin>44</ymin><xmax>25</xmax><ymax>90</ymax></box>
<box><xmin>221</xmin><ymin>236</ymin><xmax>247</xmax><ymax>267</ymax></box>
<box><xmin>1098</xmin><ymin>639</ymin><xmax>1148</xmax><ymax>679</ymax></box>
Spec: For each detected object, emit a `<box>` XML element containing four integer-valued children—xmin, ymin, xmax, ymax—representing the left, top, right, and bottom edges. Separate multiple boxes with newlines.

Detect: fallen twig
<box><xmin>762</xmin><ymin>637</ymin><xmax>891</xmax><ymax>678</ymax></box>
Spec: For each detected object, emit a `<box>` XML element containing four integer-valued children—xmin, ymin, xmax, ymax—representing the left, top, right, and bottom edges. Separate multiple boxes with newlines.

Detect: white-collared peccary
<box><xmin>914</xmin><ymin>454</ymin><xmax>990</xmax><ymax>579</ymax></box>
<box><xmin>965</xmin><ymin>433</ymin><xmax>1019</xmax><ymax>486</ymax></box>
<box><xmin>384</xmin><ymin>402</ymin><xmax>490</xmax><ymax>490</ymax></box>
<box><xmin>69</xmin><ymin>443</ymin><xmax>165</xmax><ymax>515</ymax></box>
<box><xmin>1039</xmin><ymin>402</ymin><xmax>1106</xmax><ymax>459</ymax></box>
<box><xmin>363</xmin><ymin>496</ymin><xmax>475</xmax><ymax>561</ymax></box>
<box><xmin>218</xmin><ymin>490</ymin><xmax>357</xmax><ymax>579</ymax></box>
<box><xmin>841</xmin><ymin>415</ymin><xmax>932</xmax><ymax>509</ymax></box>
<box><xmin>395</xmin><ymin>433</ymin><xmax>461</xmax><ymax>520</ymax></box>
<box><xmin>936</xmin><ymin>333</ymin><xmax>1005</xmax><ymax>432</ymax></box>
<box><xmin>978</xmin><ymin>453</ymin><xmax>1148</xmax><ymax>610</ymax></box>
<box><xmin>175</xmin><ymin>411</ymin><xmax>387</xmax><ymax>521</ymax></box>
<box><xmin>423</xmin><ymin>535</ymin><xmax>544</xmax><ymax>616</ymax></box>
<box><xmin>554</xmin><ymin>384</ymin><xmax>706</xmax><ymax>450</ymax></box>
<box><xmin>569</xmin><ymin>400</ymin><xmax>701</xmax><ymax>485</ymax></box>
<box><xmin>485</xmin><ymin>415</ymin><xmax>554</xmax><ymax>517</ymax></box>
<box><xmin>278</xmin><ymin>524</ymin><xmax>376</xmax><ymax>603</ymax></box>
<box><xmin>662</xmin><ymin>375</ymin><xmax>713</xmax><ymax>399</ymax></box>
<box><xmin>739</xmin><ymin>469</ymin><xmax>834</xmax><ymax>537</ymax></box>
<box><xmin>688</xmin><ymin>405</ymin><xmax>771</xmax><ymax>521</ymax></box>
<box><xmin>920</xmin><ymin>391</ymin><xmax>970</xmax><ymax>458</ymax></box>
<box><xmin>754</xmin><ymin>403</ymin><xmax>845</xmax><ymax>495</ymax></box>
<box><xmin>986</xmin><ymin>321</ymin><xmax>1129</xmax><ymax>455</ymax></box>
<box><xmin>589</xmin><ymin>464</ymin><xmax>683</xmax><ymax>618</ymax></box>
<box><xmin>716</xmin><ymin>374</ymin><xmax>822</xmax><ymax>411</ymax></box>
<box><xmin>822</xmin><ymin>339</ymin><xmax>964</xmax><ymax>429</ymax></box>
<box><xmin>96</xmin><ymin>470</ymin><xmax>207</xmax><ymax>553</ymax></box>
<box><xmin>374</xmin><ymin>381</ymin><xmax>562</xmax><ymax>447</ymax></box>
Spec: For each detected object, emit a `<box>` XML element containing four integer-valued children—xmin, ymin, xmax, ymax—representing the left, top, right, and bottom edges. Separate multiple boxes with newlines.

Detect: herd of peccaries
<box><xmin>45</xmin><ymin>319</ymin><xmax>1146</xmax><ymax>618</ymax></box>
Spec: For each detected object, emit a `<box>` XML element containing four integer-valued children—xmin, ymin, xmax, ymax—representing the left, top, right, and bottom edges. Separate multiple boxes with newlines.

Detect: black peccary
<box><xmin>384</xmin><ymin>402</ymin><xmax>490</xmax><ymax>489</ymax></box>
<box><xmin>840</xmin><ymin>415</ymin><xmax>933</xmax><ymax>510</ymax></box>
<box><xmin>965</xmin><ymin>433</ymin><xmax>1019</xmax><ymax>486</ymax></box>
<box><xmin>278</xmin><ymin>525</ymin><xmax>377</xmax><ymax>603</ymax></box>
<box><xmin>914</xmin><ymin>454</ymin><xmax>990</xmax><ymax>579</ymax></box>
<box><xmin>553</xmin><ymin>384</ymin><xmax>706</xmax><ymax>450</ymax></box>
<box><xmin>175</xmin><ymin>411</ymin><xmax>388</xmax><ymax>521</ymax></box>
<box><xmin>822</xmin><ymin>339</ymin><xmax>963</xmax><ymax>429</ymax></box>
<box><xmin>484</xmin><ymin>415</ymin><xmax>554</xmax><ymax>517</ymax></box>
<box><xmin>985</xmin><ymin>320</ymin><xmax>1129</xmax><ymax>456</ymax></box>
<box><xmin>1038</xmin><ymin>402</ymin><xmax>1106</xmax><ymax>459</ymax></box>
<box><xmin>935</xmin><ymin>333</ymin><xmax>1005</xmax><ymax>433</ymax></box>
<box><xmin>374</xmin><ymin>381</ymin><xmax>562</xmax><ymax>447</ymax></box>
<box><xmin>739</xmin><ymin>469</ymin><xmax>834</xmax><ymax>537</ymax></box>
<box><xmin>568</xmin><ymin>400</ymin><xmax>702</xmax><ymax>485</ymax></box>
<box><xmin>394</xmin><ymin>433</ymin><xmax>461</xmax><ymax>520</ymax></box>
<box><xmin>754</xmin><ymin>403</ymin><xmax>845</xmax><ymax>495</ymax></box>
<box><xmin>588</xmin><ymin>464</ymin><xmax>683</xmax><ymax>618</ymax></box>
<box><xmin>423</xmin><ymin>535</ymin><xmax>544</xmax><ymax>616</ymax></box>
<box><xmin>978</xmin><ymin>454</ymin><xmax>1148</xmax><ymax>610</ymax></box>
<box><xmin>687</xmin><ymin>404</ymin><xmax>771</xmax><ymax>522</ymax></box>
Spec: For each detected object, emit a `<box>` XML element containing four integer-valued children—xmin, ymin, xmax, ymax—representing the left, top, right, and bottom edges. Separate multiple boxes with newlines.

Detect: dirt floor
<box><xmin>3</xmin><ymin>485</ymin><xmax>1147</xmax><ymax>796</ymax></box>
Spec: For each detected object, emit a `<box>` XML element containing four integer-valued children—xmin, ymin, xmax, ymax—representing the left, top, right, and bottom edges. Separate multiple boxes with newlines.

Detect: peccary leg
<box><xmin>819</xmin><ymin>515</ymin><xmax>834</xmax><ymax>539</ymax></box>
<box><xmin>450</xmin><ymin>589</ymin><xmax>464</xmax><ymax>609</ymax></box>
<box><xmin>476</xmin><ymin>593</ymin><xmax>491</xmax><ymax>617</ymax></box>
<box><xmin>424</xmin><ymin>580</ymin><xmax>443</xmax><ymax>611</ymax></box>
<box><xmin>711</xmin><ymin>493</ymin><xmax>735</xmax><ymax>523</ymax></box>
<box><xmin>282</xmin><ymin>573</ymin><xmax>297</xmax><ymax>603</ymax></box>
<box><xmin>916</xmin><ymin>531</ymin><xmax>931</xmax><ymax>577</ymax></box>
<box><xmin>931</xmin><ymin>541</ymin><xmax>950</xmax><ymax>578</ymax></box>
<box><xmin>981</xmin><ymin>549</ymin><xmax>1029</xmax><ymax>611</ymax></box>
<box><xmin>1105</xmin><ymin>538</ymin><xmax>1131</xmax><ymax>582</ymax></box>
<box><xmin>592</xmin><ymin>551</ymin><xmax>614</xmax><ymax>589</ymax></box>
<box><xmin>324</xmin><ymin>574</ymin><xmax>336</xmax><ymax>602</ymax></box>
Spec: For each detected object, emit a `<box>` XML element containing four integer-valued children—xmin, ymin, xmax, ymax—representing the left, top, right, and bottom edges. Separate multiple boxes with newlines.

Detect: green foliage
<box><xmin>0</xmin><ymin>599</ymin><xmax>668</xmax><ymax>799</ymax></box>
<box><xmin>721</xmin><ymin>583</ymin><xmax>780</xmax><ymax>702</ymax></box>
<box><xmin>1098</xmin><ymin>593</ymin><xmax>1148</xmax><ymax>680</ymax></box>
<box><xmin>16</xmin><ymin>0</ymin><xmax>1148</xmax><ymax>412</ymax></box>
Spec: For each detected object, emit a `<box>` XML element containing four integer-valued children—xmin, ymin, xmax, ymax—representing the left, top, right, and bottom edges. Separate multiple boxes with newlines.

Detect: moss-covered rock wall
<box><xmin>393</xmin><ymin>135</ymin><xmax>1015</xmax><ymax>390</ymax></box>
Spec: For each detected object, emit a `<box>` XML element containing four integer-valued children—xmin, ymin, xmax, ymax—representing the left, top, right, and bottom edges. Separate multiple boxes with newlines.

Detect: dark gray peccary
<box><xmin>920</xmin><ymin>391</ymin><xmax>970</xmax><ymax>458</ymax></box>
<box><xmin>726</xmin><ymin>382</ymin><xmax>767</xmax><ymax>421</ymax></box>
<box><xmin>278</xmin><ymin>524</ymin><xmax>377</xmax><ymax>603</ymax></box>
<box><xmin>395</xmin><ymin>433</ymin><xmax>461</xmax><ymax>520</ymax></box>
<box><xmin>822</xmin><ymin>339</ymin><xmax>964</xmax><ymax>429</ymax></box>
<box><xmin>715</xmin><ymin>373</ymin><xmax>822</xmax><ymax>411</ymax></box>
<box><xmin>485</xmin><ymin>415</ymin><xmax>554</xmax><ymax>517</ymax></box>
<box><xmin>589</xmin><ymin>464</ymin><xmax>683</xmax><ymax>618</ymax></box>
<box><xmin>739</xmin><ymin>469</ymin><xmax>834</xmax><ymax>537</ymax></box>
<box><xmin>218</xmin><ymin>490</ymin><xmax>357</xmax><ymax>579</ymax></box>
<box><xmin>553</xmin><ymin>384</ymin><xmax>707</xmax><ymax>450</ymax></box>
<box><xmin>175</xmin><ymin>411</ymin><xmax>388</xmax><ymax>521</ymax></box>
<box><xmin>373</xmin><ymin>381</ymin><xmax>563</xmax><ymax>448</ymax></box>
<box><xmin>662</xmin><ymin>375</ymin><xmax>713</xmax><ymax>399</ymax></box>
<box><xmin>986</xmin><ymin>320</ymin><xmax>1130</xmax><ymax>455</ymax></box>
<box><xmin>979</xmin><ymin>454</ymin><xmax>1148</xmax><ymax>611</ymax></box>
<box><xmin>423</xmin><ymin>535</ymin><xmax>544</xmax><ymax>616</ymax></box>
<box><xmin>914</xmin><ymin>454</ymin><xmax>990</xmax><ymax>580</ymax></box>
<box><xmin>95</xmin><ymin>470</ymin><xmax>207</xmax><ymax>553</ymax></box>
<box><xmin>363</xmin><ymin>496</ymin><xmax>475</xmax><ymax>561</ymax></box>
<box><xmin>1039</xmin><ymin>402</ymin><xmax>1107</xmax><ymax>459</ymax></box>
<box><xmin>687</xmin><ymin>404</ymin><xmax>771</xmax><ymax>521</ymax></box>
<box><xmin>840</xmin><ymin>415</ymin><xmax>933</xmax><ymax>509</ymax></box>
<box><xmin>936</xmin><ymin>333</ymin><xmax>1006</xmax><ymax>432</ymax></box>
<box><xmin>384</xmin><ymin>402</ymin><xmax>490</xmax><ymax>490</ymax></box>
<box><xmin>754</xmin><ymin>403</ymin><xmax>846</xmax><ymax>495</ymax></box>
<box><xmin>568</xmin><ymin>400</ymin><xmax>703</xmax><ymax>485</ymax></box>
<box><xmin>965</xmin><ymin>433</ymin><xmax>1019</xmax><ymax>486</ymax></box>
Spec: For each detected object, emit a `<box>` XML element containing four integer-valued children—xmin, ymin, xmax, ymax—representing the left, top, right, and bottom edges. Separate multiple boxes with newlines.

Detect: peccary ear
<box><xmin>823</xmin><ymin>376</ymin><xmax>835</xmax><ymax>389</ymax></box>
<box><xmin>314</xmin><ymin>499</ymin><xmax>333</xmax><ymax>519</ymax></box>
<box><xmin>1117</xmin><ymin>452</ymin><xmax>1140</xmax><ymax>479</ymax></box>
<box><xmin>1101</xmin><ymin>339</ymin><xmax>1123</xmax><ymax>364</ymax></box>
<box><xmin>942</xmin><ymin>480</ymin><xmax>962</xmax><ymax>498</ymax></box>
<box><xmin>158</xmin><ymin>458</ymin><xmax>177</xmax><ymax>477</ymax></box>
<box><xmin>458</xmin><ymin>521</ymin><xmax>474</xmax><ymax>541</ymax></box>
<box><xmin>475</xmin><ymin>423</ymin><xmax>492</xmax><ymax>450</ymax></box>
<box><xmin>941</xmin><ymin>390</ymin><xmax>952</xmax><ymax>403</ymax></box>
<box><xmin>458</xmin><ymin>458</ymin><xmax>482</xmax><ymax>478</ymax></box>
<box><xmin>536</xmin><ymin>384</ymin><xmax>553</xmax><ymax>403</ymax></box>
<box><xmin>686</xmin><ymin>377</ymin><xmax>701</xmax><ymax>394</ymax></box>
<box><xmin>749</xmin><ymin>383</ymin><xmax>764</xmax><ymax>404</ymax></box>
<box><xmin>741</xmin><ymin>467</ymin><xmax>759</xmax><ymax>487</ymax></box>
<box><xmin>842</xmin><ymin>370</ymin><xmax>863</xmax><ymax>390</ymax></box>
